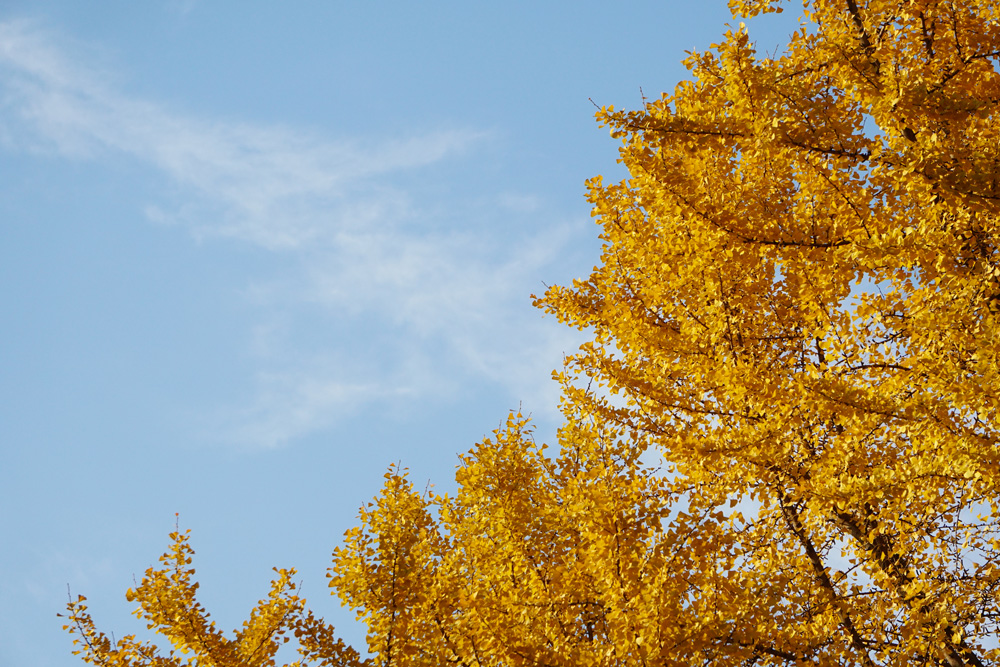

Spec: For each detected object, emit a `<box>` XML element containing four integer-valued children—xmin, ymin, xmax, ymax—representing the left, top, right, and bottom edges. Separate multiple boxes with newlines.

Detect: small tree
<box><xmin>66</xmin><ymin>0</ymin><xmax>1000</xmax><ymax>665</ymax></box>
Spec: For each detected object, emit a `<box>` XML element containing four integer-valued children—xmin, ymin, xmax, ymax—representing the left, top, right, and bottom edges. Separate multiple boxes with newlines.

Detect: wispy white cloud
<box><xmin>224</xmin><ymin>219</ymin><xmax>588</xmax><ymax>447</ymax></box>
<box><xmin>0</xmin><ymin>18</ymin><xmax>588</xmax><ymax>447</ymax></box>
<box><xmin>0</xmin><ymin>19</ymin><xmax>482</xmax><ymax>248</ymax></box>
<box><xmin>217</xmin><ymin>369</ymin><xmax>397</xmax><ymax>449</ymax></box>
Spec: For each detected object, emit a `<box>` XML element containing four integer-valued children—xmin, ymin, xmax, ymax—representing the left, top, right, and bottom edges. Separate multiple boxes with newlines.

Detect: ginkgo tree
<box><xmin>64</xmin><ymin>0</ymin><xmax>1000</xmax><ymax>665</ymax></box>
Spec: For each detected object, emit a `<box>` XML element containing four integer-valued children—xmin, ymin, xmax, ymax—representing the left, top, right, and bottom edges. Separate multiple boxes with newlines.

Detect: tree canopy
<box><xmin>64</xmin><ymin>0</ymin><xmax>1000</xmax><ymax>665</ymax></box>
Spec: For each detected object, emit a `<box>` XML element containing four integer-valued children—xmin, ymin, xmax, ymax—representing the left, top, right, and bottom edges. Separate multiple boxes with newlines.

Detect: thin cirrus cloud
<box><xmin>223</xmin><ymin>217</ymin><xmax>587</xmax><ymax>447</ymax></box>
<box><xmin>0</xmin><ymin>18</ymin><xmax>587</xmax><ymax>447</ymax></box>
<box><xmin>0</xmin><ymin>19</ymin><xmax>482</xmax><ymax>249</ymax></box>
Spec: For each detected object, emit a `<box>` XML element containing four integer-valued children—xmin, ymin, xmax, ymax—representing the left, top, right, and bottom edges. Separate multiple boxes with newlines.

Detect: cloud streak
<box><xmin>0</xmin><ymin>18</ymin><xmax>588</xmax><ymax>447</ymax></box>
<box><xmin>0</xmin><ymin>19</ymin><xmax>482</xmax><ymax>248</ymax></box>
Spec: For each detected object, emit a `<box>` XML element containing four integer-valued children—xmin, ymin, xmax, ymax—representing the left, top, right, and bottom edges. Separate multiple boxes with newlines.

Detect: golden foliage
<box><xmin>66</xmin><ymin>1</ymin><xmax>1000</xmax><ymax>665</ymax></box>
<box><xmin>62</xmin><ymin>525</ymin><xmax>366</xmax><ymax>667</ymax></box>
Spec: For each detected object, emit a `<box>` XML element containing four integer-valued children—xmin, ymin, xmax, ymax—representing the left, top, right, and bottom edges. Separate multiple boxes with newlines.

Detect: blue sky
<box><xmin>0</xmin><ymin>2</ymin><xmax>798</xmax><ymax>664</ymax></box>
